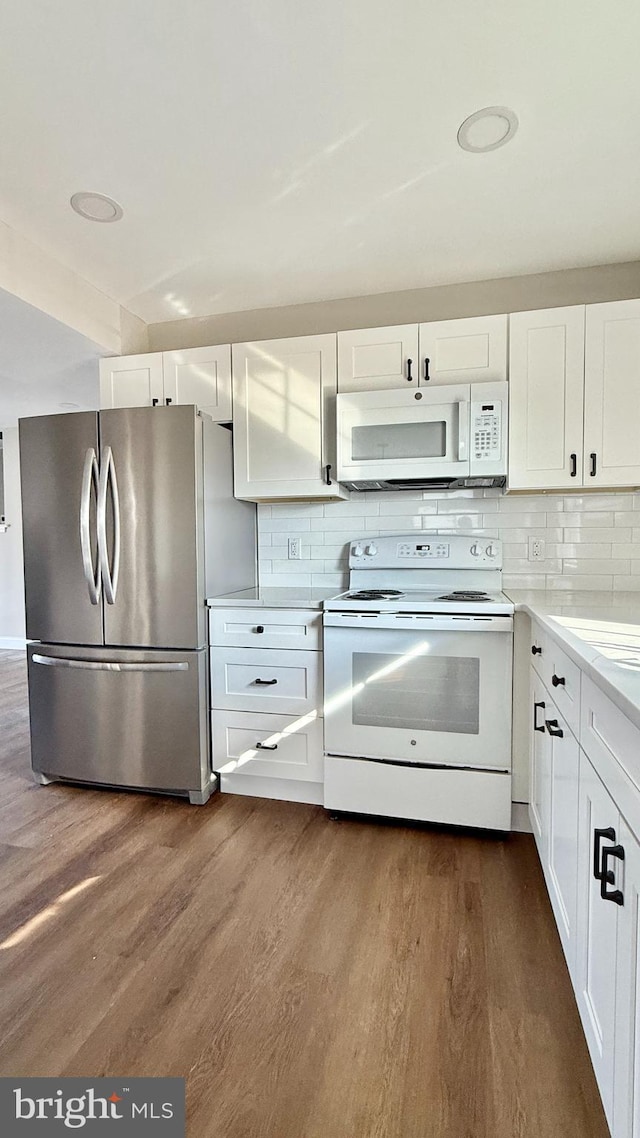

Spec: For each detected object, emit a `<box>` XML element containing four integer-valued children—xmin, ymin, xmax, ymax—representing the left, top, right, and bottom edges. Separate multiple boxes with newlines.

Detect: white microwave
<box><xmin>336</xmin><ymin>381</ymin><xmax>508</xmax><ymax>490</ymax></box>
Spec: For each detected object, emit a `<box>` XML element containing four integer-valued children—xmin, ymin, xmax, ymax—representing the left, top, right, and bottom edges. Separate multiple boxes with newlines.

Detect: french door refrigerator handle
<box><xmin>457</xmin><ymin>399</ymin><xmax>469</xmax><ymax>461</ymax></box>
<box><xmin>98</xmin><ymin>445</ymin><xmax>121</xmax><ymax>605</ymax></box>
<box><xmin>80</xmin><ymin>448</ymin><xmax>101</xmax><ymax>604</ymax></box>
<box><xmin>32</xmin><ymin>654</ymin><xmax>189</xmax><ymax>672</ymax></box>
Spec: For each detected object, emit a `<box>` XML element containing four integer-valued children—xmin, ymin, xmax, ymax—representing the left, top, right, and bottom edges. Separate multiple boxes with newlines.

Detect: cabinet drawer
<box><xmin>542</xmin><ymin>638</ymin><xmax>581</xmax><ymax>738</ymax></box>
<box><xmin>581</xmin><ymin>675</ymin><xmax>640</xmax><ymax>837</ymax></box>
<box><xmin>209</xmin><ymin>607</ymin><xmax>321</xmax><ymax>651</ymax></box>
<box><xmin>211</xmin><ymin>647</ymin><xmax>322</xmax><ymax>714</ymax></box>
<box><xmin>212</xmin><ymin>710</ymin><xmax>324</xmax><ymax>782</ymax></box>
<box><xmin>530</xmin><ymin>621</ymin><xmax>547</xmax><ymax>680</ymax></box>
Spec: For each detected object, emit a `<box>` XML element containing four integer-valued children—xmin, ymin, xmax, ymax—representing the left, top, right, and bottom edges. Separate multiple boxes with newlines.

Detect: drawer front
<box><xmin>209</xmin><ymin>607</ymin><xmax>321</xmax><ymax>651</ymax></box>
<box><xmin>211</xmin><ymin>647</ymin><xmax>322</xmax><ymax>714</ymax></box>
<box><xmin>212</xmin><ymin>710</ymin><xmax>324</xmax><ymax>782</ymax></box>
<box><xmin>581</xmin><ymin>675</ymin><xmax>640</xmax><ymax>838</ymax></box>
<box><xmin>542</xmin><ymin>638</ymin><xmax>581</xmax><ymax>738</ymax></box>
<box><xmin>530</xmin><ymin>621</ymin><xmax>547</xmax><ymax>680</ymax></box>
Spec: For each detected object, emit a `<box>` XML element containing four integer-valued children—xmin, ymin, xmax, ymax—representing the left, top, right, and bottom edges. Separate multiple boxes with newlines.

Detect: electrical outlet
<box><xmin>288</xmin><ymin>537</ymin><xmax>303</xmax><ymax>560</ymax></box>
<box><xmin>528</xmin><ymin>537</ymin><xmax>546</xmax><ymax>562</ymax></box>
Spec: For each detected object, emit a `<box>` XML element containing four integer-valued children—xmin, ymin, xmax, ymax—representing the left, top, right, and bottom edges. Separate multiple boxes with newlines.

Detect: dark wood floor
<box><xmin>0</xmin><ymin>649</ymin><xmax>608</xmax><ymax>1137</ymax></box>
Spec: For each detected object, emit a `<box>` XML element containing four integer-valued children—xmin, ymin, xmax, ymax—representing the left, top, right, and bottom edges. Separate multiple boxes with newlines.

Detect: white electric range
<box><xmin>322</xmin><ymin>533</ymin><xmax>514</xmax><ymax>831</ymax></box>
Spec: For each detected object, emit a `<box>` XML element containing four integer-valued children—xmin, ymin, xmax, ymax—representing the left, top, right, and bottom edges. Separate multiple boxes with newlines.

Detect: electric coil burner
<box><xmin>322</xmin><ymin>533</ymin><xmax>514</xmax><ymax>832</ymax></box>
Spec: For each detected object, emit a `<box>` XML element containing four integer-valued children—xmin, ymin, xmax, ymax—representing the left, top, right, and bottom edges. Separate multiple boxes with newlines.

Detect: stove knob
<box><xmin>470</xmin><ymin>543</ymin><xmax>482</xmax><ymax>557</ymax></box>
<box><xmin>365</xmin><ymin>543</ymin><xmax>378</xmax><ymax>557</ymax></box>
<box><xmin>353</xmin><ymin>543</ymin><xmax>364</xmax><ymax>557</ymax></box>
<box><xmin>485</xmin><ymin>544</ymin><xmax>498</xmax><ymax>558</ymax></box>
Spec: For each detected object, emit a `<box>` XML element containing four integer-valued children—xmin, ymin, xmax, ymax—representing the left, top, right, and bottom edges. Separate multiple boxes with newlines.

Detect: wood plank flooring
<box><xmin>0</xmin><ymin>649</ymin><xmax>609</xmax><ymax>1137</ymax></box>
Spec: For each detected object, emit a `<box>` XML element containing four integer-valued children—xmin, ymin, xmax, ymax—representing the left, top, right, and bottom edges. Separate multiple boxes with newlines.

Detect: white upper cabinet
<box><xmin>584</xmin><ymin>299</ymin><xmax>640</xmax><ymax>487</ymax></box>
<box><xmin>99</xmin><ymin>353</ymin><xmax>164</xmax><ymax>410</ymax></box>
<box><xmin>418</xmin><ymin>314</ymin><xmax>508</xmax><ymax>385</ymax></box>
<box><xmin>232</xmin><ymin>334</ymin><xmax>346</xmax><ymax>501</ymax></box>
<box><xmin>509</xmin><ymin>306</ymin><xmax>585</xmax><ymax>490</ymax></box>
<box><xmin>162</xmin><ymin>345</ymin><xmax>232</xmax><ymax>421</ymax></box>
<box><xmin>100</xmin><ymin>346</ymin><xmax>232</xmax><ymax>421</ymax></box>
<box><xmin>337</xmin><ymin>325</ymin><xmax>419</xmax><ymax>392</ymax></box>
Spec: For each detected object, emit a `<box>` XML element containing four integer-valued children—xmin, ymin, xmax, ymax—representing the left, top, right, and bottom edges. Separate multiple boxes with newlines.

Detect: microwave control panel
<box><xmin>473</xmin><ymin>402</ymin><xmax>501</xmax><ymax>461</ymax></box>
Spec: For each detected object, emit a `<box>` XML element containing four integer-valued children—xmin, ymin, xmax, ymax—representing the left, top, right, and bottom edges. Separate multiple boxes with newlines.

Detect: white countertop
<box><xmin>206</xmin><ymin>587</ymin><xmax>335</xmax><ymax>610</ymax></box>
<box><xmin>507</xmin><ymin>589</ymin><xmax>640</xmax><ymax>731</ymax></box>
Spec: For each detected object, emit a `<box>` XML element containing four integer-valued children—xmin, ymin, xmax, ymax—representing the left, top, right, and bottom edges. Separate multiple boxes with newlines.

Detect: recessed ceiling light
<box><xmin>70</xmin><ymin>191</ymin><xmax>123</xmax><ymax>223</ymax></box>
<box><xmin>457</xmin><ymin>106</ymin><xmax>518</xmax><ymax>153</ymax></box>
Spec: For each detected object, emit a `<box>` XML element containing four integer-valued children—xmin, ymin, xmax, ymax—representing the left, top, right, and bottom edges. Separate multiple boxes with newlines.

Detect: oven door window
<box><xmin>352</xmin><ymin>651</ymin><xmax>479</xmax><ymax>735</ymax></box>
<box><xmin>351</xmin><ymin>420</ymin><xmax>446</xmax><ymax>463</ymax></box>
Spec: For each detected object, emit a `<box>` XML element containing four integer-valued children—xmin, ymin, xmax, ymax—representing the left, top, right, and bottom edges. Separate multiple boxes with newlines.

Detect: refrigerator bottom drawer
<box><xmin>27</xmin><ymin>644</ymin><xmax>210</xmax><ymax>795</ymax></box>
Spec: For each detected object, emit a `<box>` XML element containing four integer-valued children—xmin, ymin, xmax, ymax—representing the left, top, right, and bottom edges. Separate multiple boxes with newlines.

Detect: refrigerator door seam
<box><xmin>80</xmin><ymin>448</ymin><xmax>101</xmax><ymax>604</ymax></box>
<box><xmin>97</xmin><ymin>445</ymin><xmax>121</xmax><ymax>604</ymax></box>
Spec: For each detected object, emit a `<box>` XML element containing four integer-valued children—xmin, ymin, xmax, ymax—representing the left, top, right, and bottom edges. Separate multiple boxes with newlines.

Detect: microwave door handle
<box><xmin>457</xmin><ymin>400</ymin><xmax>469</xmax><ymax>461</ymax></box>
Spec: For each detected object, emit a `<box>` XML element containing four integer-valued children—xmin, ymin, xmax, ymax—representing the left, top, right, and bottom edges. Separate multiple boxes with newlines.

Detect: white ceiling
<box><xmin>0</xmin><ymin>1</ymin><xmax>639</xmax><ymax>324</ymax></box>
<box><xmin>0</xmin><ymin>289</ymin><xmax>103</xmax><ymax>428</ymax></box>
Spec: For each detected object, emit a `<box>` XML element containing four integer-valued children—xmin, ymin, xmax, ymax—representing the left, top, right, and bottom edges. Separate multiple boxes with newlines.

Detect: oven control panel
<box><xmin>397</xmin><ymin>541</ymin><xmax>450</xmax><ymax>559</ymax></box>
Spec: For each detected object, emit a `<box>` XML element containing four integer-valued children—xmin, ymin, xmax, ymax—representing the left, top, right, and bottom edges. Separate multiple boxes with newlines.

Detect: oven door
<box><xmin>323</xmin><ymin>612</ymin><xmax>512</xmax><ymax>770</ymax></box>
<box><xmin>336</xmin><ymin>386</ymin><xmax>470</xmax><ymax>483</ymax></box>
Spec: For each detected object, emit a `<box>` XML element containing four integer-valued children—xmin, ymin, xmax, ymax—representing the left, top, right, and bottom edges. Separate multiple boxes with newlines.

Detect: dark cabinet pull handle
<box><xmin>531</xmin><ymin>645</ymin><xmax>542</xmax><ymax>656</ymax></box>
<box><xmin>590</xmin><ymin>452</ymin><xmax>597</xmax><ymax>477</ymax></box>
<box><xmin>593</xmin><ymin>826</ymin><xmax>616</xmax><ymax>880</ymax></box>
<box><xmin>545</xmin><ymin>719</ymin><xmax>564</xmax><ymax>738</ymax></box>
<box><xmin>406</xmin><ymin>358</ymin><xmax>413</xmax><ymax>381</ymax></box>
<box><xmin>424</xmin><ymin>357</ymin><xmax>430</xmax><ymax>381</ymax></box>
<box><xmin>256</xmin><ymin>742</ymin><xmax>278</xmax><ymax>750</ymax></box>
<box><xmin>166</xmin><ymin>397</ymin><xmax>172</xmax><ymax>406</ymax></box>
<box><xmin>152</xmin><ymin>398</ymin><xmax>159</xmax><ymax>406</ymax></box>
<box><xmin>533</xmin><ymin>700</ymin><xmax>546</xmax><ymax>732</ymax></box>
<box><xmin>552</xmin><ymin>674</ymin><xmax>566</xmax><ymax>688</ymax></box>
<box><xmin>570</xmin><ymin>453</ymin><xmax>577</xmax><ymax>477</ymax></box>
<box><xmin>325</xmin><ymin>464</ymin><xmax>332</xmax><ymax>486</ymax></box>
<box><xmin>254</xmin><ymin>678</ymin><xmax>278</xmax><ymax>685</ymax></box>
<box><xmin>255</xmin><ymin>625</ymin><xmax>265</xmax><ymax>634</ymax></box>
<box><xmin>600</xmin><ymin>844</ymin><xmax>625</xmax><ymax>905</ymax></box>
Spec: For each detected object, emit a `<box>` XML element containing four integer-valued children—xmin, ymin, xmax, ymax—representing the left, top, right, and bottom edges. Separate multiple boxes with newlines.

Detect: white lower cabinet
<box><xmin>209</xmin><ymin>607</ymin><xmax>324</xmax><ymax>804</ymax></box>
<box><xmin>529</xmin><ymin>633</ymin><xmax>640</xmax><ymax>1138</ymax></box>
<box><xmin>576</xmin><ymin>752</ymin><xmax>620</xmax><ymax>1126</ymax></box>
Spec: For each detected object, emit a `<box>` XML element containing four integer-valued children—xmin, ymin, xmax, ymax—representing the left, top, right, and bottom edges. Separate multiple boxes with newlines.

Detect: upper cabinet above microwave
<box><xmin>509</xmin><ymin>299</ymin><xmax>640</xmax><ymax>490</ymax></box>
<box><xmin>337</xmin><ymin>315</ymin><xmax>508</xmax><ymax>393</ymax></box>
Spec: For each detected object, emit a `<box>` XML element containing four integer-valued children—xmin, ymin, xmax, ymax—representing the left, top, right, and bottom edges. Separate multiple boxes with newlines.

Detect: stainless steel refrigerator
<box><xmin>19</xmin><ymin>405</ymin><xmax>256</xmax><ymax>803</ymax></box>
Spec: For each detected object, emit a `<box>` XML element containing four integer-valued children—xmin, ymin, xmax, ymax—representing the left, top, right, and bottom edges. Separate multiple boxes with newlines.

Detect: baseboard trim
<box><xmin>511</xmin><ymin>801</ymin><xmax>532</xmax><ymax>833</ymax></box>
<box><xmin>0</xmin><ymin>637</ymin><xmax>27</xmax><ymax>650</ymax></box>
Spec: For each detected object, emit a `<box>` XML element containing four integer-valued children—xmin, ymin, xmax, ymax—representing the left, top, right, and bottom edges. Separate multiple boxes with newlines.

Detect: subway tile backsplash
<box><xmin>257</xmin><ymin>490</ymin><xmax>640</xmax><ymax>591</ymax></box>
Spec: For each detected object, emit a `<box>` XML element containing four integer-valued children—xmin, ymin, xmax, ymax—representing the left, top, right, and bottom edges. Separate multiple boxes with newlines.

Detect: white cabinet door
<box><xmin>508</xmin><ymin>306</ymin><xmax>585</xmax><ymax>490</ymax></box>
<box><xmin>584</xmin><ymin>299</ymin><xmax>640</xmax><ymax>487</ymax></box>
<box><xmin>530</xmin><ymin>669</ymin><xmax>551</xmax><ymax>858</ymax></box>
<box><xmin>337</xmin><ymin>324</ymin><xmax>419</xmax><ymax>392</ymax></box>
<box><xmin>545</xmin><ymin>706</ymin><xmax>581</xmax><ymax>977</ymax></box>
<box><xmin>576</xmin><ymin>750</ymin><xmax>620</xmax><ymax>1127</ymax></box>
<box><xmin>418</xmin><ymin>314</ymin><xmax>507</xmax><ymax>385</ymax></box>
<box><xmin>613</xmin><ymin>819</ymin><xmax>640</xmax><ymax>1138</ymax></box>
<box><xmin>232</xmin><ymin>334</ymin><xmax>346</xmax><ymax>501</ymax></box>
<box><xmin>162</xmin><ymin>345</ymin><xmax>232</xmax><ymax>421</ymax></box>
<box><xmin>99</xmin><ymin>354</ymin><xmax>164</xmax><ymax>409</ymax></box>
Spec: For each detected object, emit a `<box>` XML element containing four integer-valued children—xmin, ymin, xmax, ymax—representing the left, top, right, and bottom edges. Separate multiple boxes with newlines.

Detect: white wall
<box><xmin>258</xmin><ymin>488</ymin><xmax>640</xmax><ymax>591</ymax></box>
<box><xmin>0</xmin><ymin>427</ymin><xmax>25</xmax><ymax>645</ymax></box>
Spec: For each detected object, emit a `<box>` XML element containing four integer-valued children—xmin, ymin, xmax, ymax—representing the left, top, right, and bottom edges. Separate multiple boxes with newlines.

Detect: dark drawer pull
<box><xmin>424</xmin><ymin>357</ymin><xmax>430</xmax><ymax>381</ymax></box>
<box><xmin>255</xmin><ymin>625</ymin><xmax>265</xmax><ymax>634</ymax></box>
<box><xmin>593</xmin><ymin>826</ymin><xmax>616</xmax><ymax>881</ymax></box>
<box><xmin>533</xmin><ymin>700</ymin><xmax>546</xmax><ymax>733</ymax></box>
<box><xmin>256</xmin><ymin>742</ymin><xmax>278</xmax><ymax>750</ymax></box>
<box><xmin>531</xmin><ymin>645</ymin><xmax>542</xmax><ymax>656</ymax></box>
<box><xmin>570</xmin><ymin>452</ymin><xmax>577</xmax><ymax>477</ymax></box>
<box><xmin>590</xmin><ymin>452</ymin><xmax>597</xmax><ymax>477</ymax></box>
<box><xmin>551</xmin><ymin>674</ymin><xmax>566</xmax><ymax>687</ymax></box>
<box><xmin>545</xmin><ymin>719</ymin><xmax>563</xmax><ymax>738</ymax></box>
<box><xmin>325</xmin><ymin>464</ymin><xmax>332</xmax><ymax>486</ymax></box>
<box><xmin>406</xmin><ymin>358</ymin><xmax>413</xmax><ymax>381</ymax></box>
<box><xmin>254</xmin><ymin>678</ymin><xmax>278</xmax><ymax>686</ymax></box>
<box><xmin>601</xmin><ymin>844</ymin><xmax>625</xmax><ymax>905</ymax></box>
<box><xmin>152</xmin><ymin>397</ymin><xmax>159</xmax><ymax>406</ymax></box>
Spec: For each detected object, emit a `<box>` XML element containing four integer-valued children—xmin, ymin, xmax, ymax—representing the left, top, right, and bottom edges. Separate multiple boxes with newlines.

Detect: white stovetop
<box><xmin>323</xmin><ymin>587</ymin><xmax>514</xmax><ymax>615</ymax></box>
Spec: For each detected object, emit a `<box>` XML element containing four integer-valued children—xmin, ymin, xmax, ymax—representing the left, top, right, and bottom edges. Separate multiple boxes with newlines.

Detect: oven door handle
<box><xmin>322</xmin><ymin>613</ymin><xmax>513</xmax><ymax>632</ymax></box>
